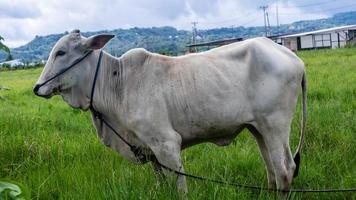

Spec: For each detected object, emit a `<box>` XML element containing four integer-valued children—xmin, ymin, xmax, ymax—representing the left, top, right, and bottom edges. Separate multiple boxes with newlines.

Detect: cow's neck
<box><xmin>87</xmin><ymin>51</ymin><xmax>150</xmax><ymax>160</ymax></box>
<box><xmin>89</xmin><ymin>51</ymin><xmax>126</xmax><ymax>119</ymax></box>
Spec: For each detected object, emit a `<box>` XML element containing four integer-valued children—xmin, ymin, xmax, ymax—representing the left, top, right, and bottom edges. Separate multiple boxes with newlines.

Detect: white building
<box><xmin>271</xmin><ymin>25</ymin><xmax>356</xmax><ymax>51</ymax></box>
<box><xmin>0</xmin><ymin>59</ymin><xmax>24</xmax><ymax>68</ymax></box>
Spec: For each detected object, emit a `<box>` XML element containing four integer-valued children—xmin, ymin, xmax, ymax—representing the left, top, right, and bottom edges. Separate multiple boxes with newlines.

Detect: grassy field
<box><xmin>0</xmin><ymin>48</ymin><xmax>355</xmax><ymax>199</ymax></box>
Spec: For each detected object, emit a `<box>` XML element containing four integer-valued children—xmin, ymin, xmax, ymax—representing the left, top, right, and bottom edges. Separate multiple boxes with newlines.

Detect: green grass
<box><xmin>1</xmin><ymin>48</ymin><xmax>355</xmax><ymax>199</ymax></box>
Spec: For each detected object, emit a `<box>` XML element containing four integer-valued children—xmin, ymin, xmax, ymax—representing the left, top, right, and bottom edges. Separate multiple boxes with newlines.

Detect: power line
<box><xmin>278</xmin><ymin>2</ymin><xmax>356</xmax><ymax>15</ymax></box>
<box><xmin>283</xmin><ymin>0</ymin><xmax>337</xmax><ymax>8</ymax></box>
<box><xmin>199</xmin><ymin>0</ymin><xmax>350</xmax><ymax>25</ymax></box>
<box><xmin>213</xmin><ymin>14</ymin><xmax>261</xmax><ymax>29</ymax></box>
<box><xmin>196</xmin><ymin>11</ymin><xmax>261</xmax><ymax>30</ymax></box>
<box><xmin>238</xmin><ymin>15</ymin><xmax>261</xmax><ymax>27</ymax></box>
<box><xmin>188</xmin><ymin>0</ymin><xmax>355</xmax><ymax>31</ymax></box>
<box><xmin>199</xmin><ymin>11</ymin><xmax>257</xmax><ymax>25</ymax></box>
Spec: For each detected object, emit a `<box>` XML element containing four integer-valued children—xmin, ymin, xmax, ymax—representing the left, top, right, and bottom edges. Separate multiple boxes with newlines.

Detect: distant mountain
<box><xmin>1</xmin><ymin>27</ymin><xmax>190</xmax><ymax>62</ymax></box>
<box><xmin>1</xmin><ymin>11</ymin><xmax>356</xmax><ymax>62</ymax></box>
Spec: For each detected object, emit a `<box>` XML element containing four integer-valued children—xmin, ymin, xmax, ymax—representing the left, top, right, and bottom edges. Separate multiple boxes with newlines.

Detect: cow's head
<box><xmin>33</xmin><ymin>30</ymin><xmax>114</xmax><ymax>109</ymax></box>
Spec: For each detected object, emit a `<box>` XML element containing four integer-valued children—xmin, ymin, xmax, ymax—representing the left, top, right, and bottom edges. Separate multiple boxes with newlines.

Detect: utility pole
<box><xmin>191</xmin><ymin>21</ymin><xmax>198</xmax><ymax>52</ymax></box>
<box><xmin>260</xmin><ymin>5</ymin><xmax>268</xmax><ymax>37</ymax></box>
<box><xmin>276</xmin><ymin>4</ymin><xmax>279</xmax><ymax>33</ymax></box>
<box><xmin>266</xmin><ymin>11</ymin><xmax>271</xmax><ymax>35</ymax></box>
<box><xmin>230</xmin><ymin>25</ymin><xmax>236</xmax><ymax>36</ymax></box>
<box><xmin>191</xmin><ymin>22</ymin><xmax>198</xmax><ymax>45</ymax></box>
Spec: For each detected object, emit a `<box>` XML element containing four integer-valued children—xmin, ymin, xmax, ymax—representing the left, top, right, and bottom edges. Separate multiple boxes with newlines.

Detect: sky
<box><xmin>0</xmin><ymin>0</ymin><xmax>356</xmax><ymax>48</ymax></box>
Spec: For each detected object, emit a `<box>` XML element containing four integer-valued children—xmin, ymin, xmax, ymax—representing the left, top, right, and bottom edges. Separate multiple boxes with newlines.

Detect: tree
<box><xmin>5</xmin><ymin>53</ymin><xmax>13</xmax><ymax>61</ymax></box>
<box><xmin>0</xmin><ymin>35</ymin><xmax>10</xmax><ymax>54</ymax></box>
<box><xmin>0</xmin><ymin>35</ymin><xmax>11</xmax><ymax>100</ymax></box>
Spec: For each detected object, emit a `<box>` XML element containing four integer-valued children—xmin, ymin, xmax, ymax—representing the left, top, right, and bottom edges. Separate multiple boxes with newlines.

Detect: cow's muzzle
<box><xmin>33</xmin><ymin>84</ymin><xmax>53</xmax><ymax>98</ymax></box>
<box><xmin>33</xmin><ymin>84</ymin><xmax>40</xmax><ymax>96</ymax></box>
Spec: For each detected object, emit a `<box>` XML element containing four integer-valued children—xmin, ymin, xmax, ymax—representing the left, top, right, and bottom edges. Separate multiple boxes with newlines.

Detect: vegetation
<box><xmin>0</xmin><ymin>48</ymin><xmax>355</xmax><ymax>199</ymax></box>
<box><xmin>0</xmin><ymin>36</ymin><xmax>10</xmax><ymax>54</ymax></box>
<box><xmin>0</xmin><ymin>63</ymin><xmax>43</xmax><ymax>72</ymax></box>
<box><xmin>1</xmin><ymin>11</ymin><xmax>356</xmax><ymax>62</ymax></box>
<box><xmin>0</xmin><ymin>35</ymin><xmax>10</xmax><ymax>100</ymax></box>
<box><xmin>5</xmin><ymin>54</ymin><xmax>13</xmax><ymax>62</ymax></box>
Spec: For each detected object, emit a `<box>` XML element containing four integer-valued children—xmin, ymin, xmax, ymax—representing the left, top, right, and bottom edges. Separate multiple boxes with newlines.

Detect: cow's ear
<box><xmin>82</xmin><ymin>34</ymin><xmax>115</xmax><ymax>50</ymax></box>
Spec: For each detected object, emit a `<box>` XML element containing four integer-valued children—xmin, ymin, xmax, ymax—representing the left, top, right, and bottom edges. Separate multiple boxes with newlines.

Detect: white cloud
<box><xmin>0</xmin><ymin>0</ymin><xmax>41</xmax><ymax>19</ymax></box>
<box><xmin>0</xmin><ymin>0</ymin><xmax>352</xmax><ymax>48</ymax></box>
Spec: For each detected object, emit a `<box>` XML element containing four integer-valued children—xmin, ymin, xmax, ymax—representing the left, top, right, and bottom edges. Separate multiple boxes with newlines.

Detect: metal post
<box><xmin>276</xmin><ymin>4</ymin><xmax>279</xmax><ymax>34</ymax></box>
<box><xmin>260</xmin><ymin>5</ymin><xmax>268</xmax><ymax>37</ymax></box>
<box><xmin>266</xmin><ymin>12</ymin><xmax>271</xmax><ymax>36</ymax></box>
<box><xmin>191</xmin><ymin>22</ymin><xmax>198</xmax><ymax>52</ymax></box>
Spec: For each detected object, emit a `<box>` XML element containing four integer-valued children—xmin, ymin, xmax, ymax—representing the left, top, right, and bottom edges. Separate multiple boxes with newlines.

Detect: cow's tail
<box><xmin>293</xmin><ymin>71</ymin><xmax>307</xmax><ymax>178</ymax></box>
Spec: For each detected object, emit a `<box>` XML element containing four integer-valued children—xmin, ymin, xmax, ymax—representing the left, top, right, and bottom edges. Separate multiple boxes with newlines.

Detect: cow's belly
<box><xmin>180</xmin><ymin>124</ymin><xmax>246</xmax><ymax>149</ymax></box>
<box><xmin>170</xmin><ymin>98</ymin><xmax>252</xmax><ymax>149</ymax></box>
<box><xmin>166</xmin><ymin>77</ymin><xmax>254</xmax><ymax>148</ymax></box>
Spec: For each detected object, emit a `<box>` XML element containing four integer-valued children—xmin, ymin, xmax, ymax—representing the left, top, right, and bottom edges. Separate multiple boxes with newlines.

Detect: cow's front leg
<box><xmin>134</xmin><ymin>128</ymin><xmax>187</xmax><ymax>194</ymax></box>
<box><xmin>151</xmin><ymin>156</ymin><xmax>167</xmax><ymax>183</ymax></box>
<box><xmin>151</xmin><ymin>157</ymin><xmax>164</xmax><ymax>177</ymax></box>
<box><xmin>151</xmin><ymin>140</ymin><xmax>187</xmax><ymax>194</ymax></box>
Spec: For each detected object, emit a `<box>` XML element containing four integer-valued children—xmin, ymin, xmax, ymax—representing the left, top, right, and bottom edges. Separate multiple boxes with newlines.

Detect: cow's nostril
<box><xmin>33</xmin><ymin>84</ymin><xmax>40</xmax><ymax>95</ymax></box>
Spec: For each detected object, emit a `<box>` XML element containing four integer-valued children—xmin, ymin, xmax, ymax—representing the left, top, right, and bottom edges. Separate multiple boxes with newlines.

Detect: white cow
<box><xmin>34</xmin><ymin>30</ymin><xmax>307</xmax><ymax>193</ymax></box>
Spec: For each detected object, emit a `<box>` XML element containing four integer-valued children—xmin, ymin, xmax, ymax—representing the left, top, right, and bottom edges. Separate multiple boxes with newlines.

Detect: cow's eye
<box><xmin>56</xmin><ymin>50</ymin><xmax>66</xmax><ymax>57</ymax></box>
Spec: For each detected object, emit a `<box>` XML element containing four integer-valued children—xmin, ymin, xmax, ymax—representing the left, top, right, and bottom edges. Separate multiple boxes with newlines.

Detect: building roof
<box><xmin>278</xmin><ymin>25</ymin><xmax>356</xmax><ymax>38</ymax></box>
<box><xmin>187</xmin><ymin>37</ymin><xmax>243</xmax><ymax>48</ymax></box>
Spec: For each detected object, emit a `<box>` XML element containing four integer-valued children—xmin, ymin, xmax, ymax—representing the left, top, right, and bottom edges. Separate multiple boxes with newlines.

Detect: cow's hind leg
<box><xmin>247</xmin><ymin>125</ymin><xmax>276</xmax><ymax>189</ymax></box>
<box><xmin>256</xmin><ymin>115</ymin><xmax>296</xmax><ymax>193</ymax></box>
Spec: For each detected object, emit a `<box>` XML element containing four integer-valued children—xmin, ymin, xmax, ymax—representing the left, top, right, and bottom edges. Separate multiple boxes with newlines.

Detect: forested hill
<box><xmin>1</xmin><ymin>11</ymin><xmax>356</xmax><ymax>62</ymax></box>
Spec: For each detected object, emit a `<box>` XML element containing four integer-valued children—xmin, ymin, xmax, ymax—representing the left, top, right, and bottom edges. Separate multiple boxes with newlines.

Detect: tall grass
<box><xmin>0</xmin><ymin>48</ymin><xmax>355</xmax><ymax>199</ymax></box>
